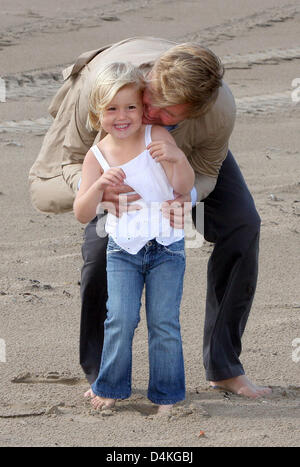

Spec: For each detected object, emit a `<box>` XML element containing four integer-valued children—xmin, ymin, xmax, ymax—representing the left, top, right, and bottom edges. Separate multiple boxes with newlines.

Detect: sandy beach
<box><xmin>0</xmin><ymin>0</ymin><xmax>299</xmax><ymax>447</ymax></box>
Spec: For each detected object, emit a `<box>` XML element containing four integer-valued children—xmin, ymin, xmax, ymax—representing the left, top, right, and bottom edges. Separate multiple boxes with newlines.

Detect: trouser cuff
<box><xmin>205</xmin><ymin>363</ymin><xmax>245</xmax><ymax>382</ymax></box>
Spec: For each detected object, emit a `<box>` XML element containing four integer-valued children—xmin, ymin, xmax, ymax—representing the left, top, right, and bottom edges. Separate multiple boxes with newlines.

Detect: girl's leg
<box><xmin>145</xmin><ymin>240</ymin><xmax>186</xmax><ymax>407</ymax></box>
<box><xmin>91</xmin><ymin>239</ymin><xmax>144</xmax><ymax>404</ymax></box>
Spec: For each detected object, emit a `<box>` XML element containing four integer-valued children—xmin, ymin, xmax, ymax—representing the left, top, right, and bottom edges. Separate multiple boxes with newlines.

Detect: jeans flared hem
<box><xmin>91</xmin><ymin>387</ymin><xmax>131</xmax><ymax>400</ymax></box>
<box><xmin>148</xmin><ymin>395</ymin><xmax>185</xmax><ymax>405</ymax></box>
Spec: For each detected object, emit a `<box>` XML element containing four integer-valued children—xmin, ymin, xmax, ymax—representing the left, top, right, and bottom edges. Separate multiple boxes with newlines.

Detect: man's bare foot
<box><xmin>157</xmin><ymin>404</ymin><xmax>173</xmax><ymax>415</ymax></box>
<box><xmin>210</xmin><ymin>375</ymin><xmax>272</xmax><ymax>399</ymax></box>
<box><xmin>91</xmin><ymin>396</ymin><xmax>116</xmax><ymax>410</ymax></box>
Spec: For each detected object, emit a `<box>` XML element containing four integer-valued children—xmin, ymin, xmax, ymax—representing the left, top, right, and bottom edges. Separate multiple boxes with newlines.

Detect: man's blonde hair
<box><xmin>88</xmin><ymin>62</ymin><xmax>146</xmax><ymax>131</ymax></box>
<box><xmin>151</xmin><ymin>43</ymin><xmax>224</xmax><ymax>118</ymax></box>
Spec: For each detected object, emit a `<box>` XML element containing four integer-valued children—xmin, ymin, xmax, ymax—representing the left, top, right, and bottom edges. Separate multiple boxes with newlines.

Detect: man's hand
<box><xmin>100</xmin><ymin>183</ymin><xmax>142</xmax><ymax>218</ymax></box>
<box><xmin>161</xmin><ymin>192</ymin><xmax>192</xmax><ymax>229</ymax></box>
<box><xmin>147</xmin><ymin>140</ymin><xmax>186</xmax><ymax>164</ymax></box>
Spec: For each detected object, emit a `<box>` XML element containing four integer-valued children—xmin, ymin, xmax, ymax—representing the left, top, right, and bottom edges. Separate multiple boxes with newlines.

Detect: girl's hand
<box><xmin>97</xmin><ymin>167</ymin><xmax>126</xmax><ymax>191</ymax></box>
<box><xmin>147</xmin><ymin>141</ymin><xmax>186</xmax><ymax>164</ymax></box>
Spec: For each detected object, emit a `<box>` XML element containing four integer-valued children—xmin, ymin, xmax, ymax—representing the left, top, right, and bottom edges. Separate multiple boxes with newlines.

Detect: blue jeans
<box><xmin>91</xmin><ymin>236</ymin><xmax>186</xmax><ymax>405</ymax></box>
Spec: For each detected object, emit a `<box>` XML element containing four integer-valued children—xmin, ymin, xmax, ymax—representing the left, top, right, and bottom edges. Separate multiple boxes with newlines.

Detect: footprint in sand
<box><xmin>11</xmin><ymin>371</ymin><xmax>83</xmax><ymax>386</ymax></box>
<box><xmin>268</xmin><ymin>386</ymin><xmax>300</xmax><ymax>400</ymax></box>
<box><xmin>0</xmin><ymin>402</ymin><xmax>68</xmax><ymax>419</ymax></box>
<box><xmin>101</xmin><ymin>16</ymin><xmax>120</xmax><ymax>22</ymax></box>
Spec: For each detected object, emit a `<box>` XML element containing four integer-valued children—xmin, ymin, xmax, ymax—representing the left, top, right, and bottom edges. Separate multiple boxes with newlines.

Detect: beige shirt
<box><xmin>29</xmin><ymin>37</ymin><xmax>236</xmax><ymax>212</ymax></box>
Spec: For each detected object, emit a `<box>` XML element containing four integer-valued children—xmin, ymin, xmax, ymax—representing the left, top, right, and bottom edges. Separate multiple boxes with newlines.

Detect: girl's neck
<box><xmin>99</xmin><ymin>124</ymin><xmax>147</xmax><ymax>165</ymax></box>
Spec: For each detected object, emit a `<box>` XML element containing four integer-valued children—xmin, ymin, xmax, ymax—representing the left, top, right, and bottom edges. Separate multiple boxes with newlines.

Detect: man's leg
<box><xmin>198</xmin><ymin>151</ymin><xmax>271</xmax><ymax>397</ymax></box>
<box><xmin>80</xmin><ymin>216</ymin><xmax>108</xmax><ymax>384</ymax></box>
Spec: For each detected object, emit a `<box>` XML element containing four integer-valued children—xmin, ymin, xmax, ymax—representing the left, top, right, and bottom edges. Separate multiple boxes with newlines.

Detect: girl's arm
<box><xmin>148</xmin><ymin>126</ymin><xmax>195</xmax><ymax>195</ymax></box>
<box><xmin>73</xmin><ymin>149</ymin><xmax>125</xmax><ymax>224</ymax></box>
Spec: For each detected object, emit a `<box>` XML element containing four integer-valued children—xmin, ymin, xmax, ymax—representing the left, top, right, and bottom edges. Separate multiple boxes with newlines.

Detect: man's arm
<box><xmin>28</xmin><ymin>72</ymin><xmax>91</xmax><ymax>214</ymax></box>
<box><xmin>194</xmin><ymin>172</ymin><xmax>217</xmax><ymax>202</ymax></box>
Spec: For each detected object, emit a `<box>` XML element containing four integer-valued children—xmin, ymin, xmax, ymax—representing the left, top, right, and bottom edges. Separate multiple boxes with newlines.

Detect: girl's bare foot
<box><xmin>157</xmin><ymin>404</ymin><xmax>173</xmax><ymax>415</ymax></box>
<box><xmin>210</xmin><ymin>375</ymin><xmax>272</xmax><ymax>399</ymax></box>
<box><xmin>84</xmin><ymin>388</ymin><xmax>96</xmax><ymax>399</ymax></box>
<box><xmin>84</xmin><ymin>388</ymin><xmax>116</xmax><ymax>409</ymax></box>
<box><xmin>91</xmin><ymin>396</ymin><xmax>116</xmax><ymax>410</ymax></box>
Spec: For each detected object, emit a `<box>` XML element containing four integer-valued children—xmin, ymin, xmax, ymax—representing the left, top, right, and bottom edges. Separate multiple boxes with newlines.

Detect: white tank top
<box><xmin>90</xmin><ymin>125</ymin><xmax>184</xmax><ymax>254</ymax></box>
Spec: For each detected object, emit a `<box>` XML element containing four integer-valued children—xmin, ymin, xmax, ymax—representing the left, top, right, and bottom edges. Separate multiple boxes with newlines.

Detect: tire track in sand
<box><xmin>179</xmin><ymin>2</ymin><xmax>300</xmax><ymax>46</ymax></box>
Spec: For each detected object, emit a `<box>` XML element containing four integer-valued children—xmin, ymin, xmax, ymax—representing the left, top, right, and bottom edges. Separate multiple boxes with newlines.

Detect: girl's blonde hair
<box><xmin>151</xmin><ymin>43</ymin><xmax>224</xmax><ymax>118</ymax></box>
<box><xmin>87</xmin><ymin>62</ymin><xmax>146</xmax><ymax>131</ymax></box>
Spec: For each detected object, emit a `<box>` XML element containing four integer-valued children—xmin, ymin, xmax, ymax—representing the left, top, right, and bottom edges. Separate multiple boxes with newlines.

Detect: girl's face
<box><xmin>101</xmin><ymin>84</ymin><xmax>144</xmax><ymax>139</ymax></box>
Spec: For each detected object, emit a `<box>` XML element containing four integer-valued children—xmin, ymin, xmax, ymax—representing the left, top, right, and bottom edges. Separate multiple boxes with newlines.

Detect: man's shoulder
<box><xmin>95</xmin><ymin>39</ymin><xmax>173</xmax><ymax>72</ymax></box>
<box><xmin>172</xmin><ymin>81</ymin><xmax>236</xmax><ymax>153</ymax></box>
<box><xmin>214</xmin><ymin>81</ymin><xmax>236</xmax><ymax>119</ymax></box>
<box><xmin>62</xmin><ymin>37</ymin><xmax>176</xmax><ymax>82</ymax></box>
<box><xmin>188</xmin><ymin>81</ymin><xmax>236</xmax><ymax>136</ymax></box>
<box><xmin>108</xmin><ymin>36</ymin><xmax>176</xmax><ymax>52</ymax></box>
